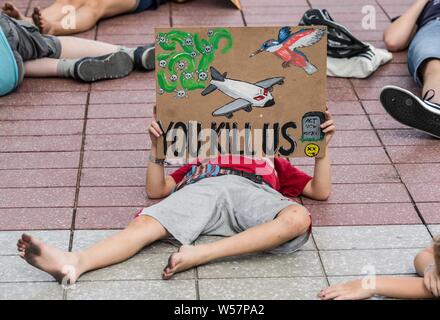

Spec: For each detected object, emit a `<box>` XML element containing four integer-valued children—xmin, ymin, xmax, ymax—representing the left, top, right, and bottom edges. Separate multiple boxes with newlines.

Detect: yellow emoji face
<box><xmin>305</xmin><ymin>143</ymin><xmax>320</xmax><ymax>157</ymax></box>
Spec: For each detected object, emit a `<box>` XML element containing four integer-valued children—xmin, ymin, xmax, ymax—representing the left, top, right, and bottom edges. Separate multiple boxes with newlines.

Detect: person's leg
<box><xmin>421</xmin><ymin>59</ymin><xmax>440</xmax><ymax>104</ymax></box>
<box><xmin>23</xmin><ymin>58</ymin><xmax>59</xmax><ymax>77</ymax></box>
<box><xmin>17</xmin><ymin>216</ymin><xmax>168</xmax><ymax>284</ymax></box>
<box><xmin>58</xmin><ymin>36</ymin><xmax>119</xmax><ymax>59</ymax></box>
<box><xmin>162</xmin><ymin>204</ymin><xmax>311</xmax><ymax>279</ymax></box>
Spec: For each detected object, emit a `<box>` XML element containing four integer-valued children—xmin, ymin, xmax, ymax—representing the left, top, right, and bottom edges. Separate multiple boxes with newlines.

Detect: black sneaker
<box><xmin>74</xmin><ymin>51</ymin><xmax>133</xmax><ymax>82</ymax></box>
<box><xmin>133</xmin><ymin>44</ymin><xmax>155</xmax><ymax>71</ymax></box>
<box><xmin>299</xmin><ymin>8</ymin><xmax>370</xmax><ymax>59</ymax></box>
<box><xmin>380</xmin><ymin>85</ymin><xmax>440</xmax><ymax>138</ymax></box>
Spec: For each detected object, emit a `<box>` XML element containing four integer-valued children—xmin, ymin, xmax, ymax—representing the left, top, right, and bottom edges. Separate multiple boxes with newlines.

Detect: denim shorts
<box><xmin>408</xmin><ymin>17</ymin><xmax>440</xmax><ymax>86</ymax></box>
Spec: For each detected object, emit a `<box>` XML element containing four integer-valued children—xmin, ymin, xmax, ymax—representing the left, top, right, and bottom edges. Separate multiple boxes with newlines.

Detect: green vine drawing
<box><xmin>156</xmin><ymin>28</ymin><xmax>233</xmax><ymax>98</ymax></box>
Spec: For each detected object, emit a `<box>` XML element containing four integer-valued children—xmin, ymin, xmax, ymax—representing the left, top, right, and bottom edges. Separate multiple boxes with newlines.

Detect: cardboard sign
<box><xmin>155</xmin><ymin>26</ymin><xmax>327</xmax><ymax>160</ymax></box>
<box><xmin>230</xmin><ymin>0</ymin><xmax>241</xmax><ymax>9</ymax></box>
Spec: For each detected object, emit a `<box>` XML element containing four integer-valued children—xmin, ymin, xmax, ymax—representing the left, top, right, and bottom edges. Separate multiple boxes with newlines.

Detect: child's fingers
<box><xmin>323</xmin><ymin>125</ymin><xmax>336</xmax><ymax>133</ymax></box>
<box><xmin>149</xmin><ymin>126</ymin><xmax>161</xmax><ymax>138</ymax></box>
<box><xmin>320</xmin><ymin>119</ymin><xmax>334</xmax><ymax>128</ymax></box>
<box><xmin>325</xmin><ymin>110</ymin><xmax>332</xmax><ymax>120</ymax></box>
<box><xmin>151</xmin><ymin>121</ymin><xmax>163</xmax><ymax>134</ymax></box>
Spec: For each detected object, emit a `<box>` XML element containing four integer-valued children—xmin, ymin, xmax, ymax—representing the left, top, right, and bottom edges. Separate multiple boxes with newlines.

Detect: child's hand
<box><xmin>148</xmin><ymin>120</ymin><xmax>163</xmax><ymax>149</ymax></box>
<box><xmin>424</xmin><ymin>263</ymin><xmax>440</xmax><ymax>297</ymax></box>
<box><xmin>321</xmin><ymin>110</ymin><xmax>336</xmax><ymax>145</ymax></box>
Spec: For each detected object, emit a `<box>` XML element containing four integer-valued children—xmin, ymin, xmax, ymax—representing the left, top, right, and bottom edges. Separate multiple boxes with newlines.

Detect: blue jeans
<box><xmin>408</xmin><ymin>17</ymin><xmax>440</xmax><ymax>87</ymax></box>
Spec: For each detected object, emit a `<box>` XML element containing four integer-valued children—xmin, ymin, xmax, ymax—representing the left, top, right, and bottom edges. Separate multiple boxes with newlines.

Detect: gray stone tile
<box><xmin>72</xmin><ymin>230</ymin><xmax>177</xmax><ymax>254</ymax></box>
<box><xmin>0</xmin><ymin>230</ymin><xmax>70</xmax><ymax>255</ymax></box>
<box><xmin>79</xmin><ymin>253</ymin><xmax>194</xmax><ymax>281</ymax></box>
<box><xmin>198</xmin><ymin>251</ymin><xmax>323</xmax><ymax>279</ymax></box>
<box><xmin>313</xmin><ymin>225</ymin><xmax>432</xmax><ymax>250</ymax></box>
<box><xmin>0</xmin><ymin>256</ymin><xmax>54</xmax><ymax>282</ymax></box>
<box><xmin>195</xmin><ymin>235</ymin><xmax>317</xmax><ymax>251</ymax></box>
<box><xmin>321</xmin><ymin>248</ymin><xmax>421</xmax><ymax>276</ymax></box>
<box><xmin>0</xmin><ymin>282</ymin><xmax>63</xmax><ymax>300</ymax></box>
<box><xmin>428</xmin><ymin>225</ymin><xmax>440</xmax><ymax>236</ymax></box>
<box><xmin>199</xmin><ymin>277</ymin><xmax>326</xmax><ymax>300</ymax></box>
<box><xmin>67</xmin><ymin>280</ymin><xmax>196</xmax><ymax>300</ymax></box>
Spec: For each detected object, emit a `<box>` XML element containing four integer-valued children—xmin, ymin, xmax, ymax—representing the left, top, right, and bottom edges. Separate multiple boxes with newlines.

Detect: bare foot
<box><xmin>31</xmin><ymin>7</ymin><xmax>54</xmax><ymax>34</ymax></box>
<box><xmin>319</xmin><ymin>280</ymin><xmax>376</xmax><ymax>300</ymax></box>
<box><xmin>17</xmin><ymin>233</ymin><xmax>81</xmax><ymax>285</ymax></box>
<box><xmin>162</xmin><ymin>245</ymin><xmax>209</xmax><ymax>280</ymax></box>
<box><xmin>2</xmin><ymin>2</ymin><xmax>26</xmax><ymax>20</ymax></box>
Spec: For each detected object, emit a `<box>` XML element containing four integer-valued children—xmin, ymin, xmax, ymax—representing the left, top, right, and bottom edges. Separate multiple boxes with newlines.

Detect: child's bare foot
<box><xmin>17</xmin><ymin>233</ymin><xmax>81</xmax><ymax>284</ymax></box>
<box><xmin>2</xmin><ymin>2</ymin><xmax>26</xmax><ymax>20</ymax></box>
<box><xmin>162</xmin><ymin>245</ymin><xmax>209</xmax><ymax>280</ymax></box>
<box><xmin>31</xmin><ymin>7</ymin><xmax>53</xmax><ymax>34</ymax></box>
<box><xmin>319</xmin><ymin>280</ymin><xmax>376</xmax><ymax>300</ymax></box>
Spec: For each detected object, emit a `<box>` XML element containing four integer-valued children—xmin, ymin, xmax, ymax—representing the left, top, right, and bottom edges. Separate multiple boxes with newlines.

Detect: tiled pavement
<box><xmin>0</xmin><ymin>0</ymin><xmax>439</xmax><ymax>299</ymax></box>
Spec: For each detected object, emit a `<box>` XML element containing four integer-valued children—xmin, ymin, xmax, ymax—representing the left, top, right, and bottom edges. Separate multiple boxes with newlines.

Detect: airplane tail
<box><xmin>210</xmin><ymin>66</ymin><xmax>226</xmax><ymax>81</ymax></box>
<box><xmin>303</xmin><ymin>62</ymin><xmax>318</xmax><ymax>75</ymax></box>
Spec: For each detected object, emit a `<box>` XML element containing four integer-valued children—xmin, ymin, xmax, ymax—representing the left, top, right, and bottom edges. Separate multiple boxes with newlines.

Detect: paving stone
<box><xmin>320</xmin><ymin>248</ymin><xmax>422</xmax><ymax>276</ymax></box>
<box><xmin>0</xmin><ymin>230</ymin><xmax>70</xmax><ymax>255</ymax></box>
<box><xmin>0</xmin><ymin>256</ymin><xmax>55</xmax><ymax>282</ymax></box>
<box><xmin>66</xmin><ymin>280</ymin><xmax>196</xmax><ymax>300</ymax></box>
<box><xmin>328</xmin><ymin>147</ymin><xmax>391</xmax><ymax>165</ymax></box>
<box><xmin>321</xmin><ymin>164</ymin><xmax>400</xmax><ymax>184</ymax></box>
<box><xmin>0</xmin><ymin>92</ymin><xmax>87</xmax><ymax>106</ymax></box>
<box><xmin>303</xmin><ymin>183</ymin><xmax>411</xmax><ymax>204</ymax></box>
<box><xmin>87</xmin><ymin>103</ymin><xmax>154</xmax><ymax>119</ymax></box>
<box><xmin>86</xmin><ymin>118</ymin><xmax>151</xmax><ymax>135</ymax></box>
<box><xmin>17</xmin><ymin>78</ymin><xmax>88</xmax><ymax>93</ymax></box>
<box><xmin>327</xmin><ymin>101</ymin><xmax>365</xmax><ymax>115</ymax></box>
<box><xmin>396</xmin><ymin>164</ymin><xmax>440</xmax><ymax>183</ymax></box>
<box><xmin>0</xmin><ymin>120</ymin><xmax>83</xmax><ymax>136</ymax></box>
<box><xmin>72</xmin><ymin>230</ymin><xmax>176</xmax><ymax>254</ymax></box>
<box><xmin>79</xmin><ymin>252</ymin><xmax>193</xmax><ymax>281</ymax></box>
<box><xmin>333</xmin><ymin>115</ymin><xmax>372</xmax><ymax>130</ymax></box>
<box><xmin>83</xmin><ymin>150</ymin><xmax>149</xmax><ymax>168</ymax></box>
<box><xmin>75</xmin><ymin>207</ymin><xmax>142</xmax><ymax>229</ymax></box>
<box><xmin>378</xmin><ymin>129</ymin><xmax>440</xmax><ymax>146</ymax></box>
<box><xmin>0</xmin><ymin>188</ymin><xmax>76</xmax><ymax>208</ymax></box>
<box><xmin>387</xmin><ymin>146</ymin><xmax>440</xmax><ymax>163</ymax></box>
<box><xmin>328</xmin><ymin>87</ymin><xmax>358</xmax><ymax>101</ymax></box>
<box><xmin>84</xmin><ymin>134</ymin><xmax>150</xmax><ymax>151</ymax></box>
<box><xmin>92</xmin><ymin>73</ymin><xmax>155</xmax><ymax>92</ymax></box>
<box><xmin>0</xmin><ymin>135</ymin><xmax>82</xmax><ymax>152</ymax></box>
<box><xmin>0</xmin><ymin>282</ymin><xmax>63</xmax><ymax>300</ymax></box>
<box><xmin>362</xmin><ymin>100</ymin><xmax>387</xmax><ymax>114</ymax></box>
<box><xmin>199</xmin><ymin>277</ymin><xmax>326</xmax><ymax>300</ymax></box>
<box><xmin>0</xmin><ymin>208</ymin><xmax>73</xmax><ymax>230</ymax></box>
<box><xmin>198</xmin><ymin>251</ymin><xmax>323</xmax><ymax>279</ymax></box>
<box><xmin>307</xmin><ymin>203</ymin><xmax>421</xmax><ymax>226</ymax></box>
<box><xmin>77</xmin><ymin>187</ymin><xmax>151</xmax><ymax>207</ymax></box>
<box><xmin>406</xmin><ymin>183</ymin><xmax>440</xmax><ymax>202</ymax></box>
<box><xmin>0</xmin><ymin>152</ymin><xmax>80</xmax><ymax>170</ymax></box>
<box><xmin>89</xmin><ymin>90</ymin><xmax>154</xmax><ymax>104</ymax></box>
<box><xmin>428</xmin><ymin>225</ymin><xmax>440</xmax><ymax>236</ymax></box>
<box><xmin>0</xmin><ymin>169</ymin><xmax>78</xmax><ymax>188</ymax></box>
<box><xmin>81</xmin><ymin>168</ymin><xmax>146</xmax><ymax>186</ymax></box>
<box><xmin>331</xmin><ymin>130</ymin><xmax>381</xmax><ymax>147</ymax></box>
<box><xmin>418</xmin><ymin>203</ymin><xmax>440</xmax><ymax>224</ymax></box>
<box><xmin>0</xmin><ymin>105</ymin><xmax>85</xmax><ymax>121</ymax></box>
<box><xmin>195</xmin><ymin>235</ymin><xmax>317</xmax><ymax>251</ymax></box>
<box><xmin>370</xmin><ymin>114</ymin><xmax>409</xmax><ymax>130</ymax></box>
<box><xmin>313</xmin><ymin>225</ymin><xmax>432</xmax><ymax>250</ymax></box>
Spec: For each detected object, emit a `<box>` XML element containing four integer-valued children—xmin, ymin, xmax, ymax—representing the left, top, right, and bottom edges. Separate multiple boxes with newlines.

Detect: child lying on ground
<box><xmin>16</xmin><ymin>112</ymin><xmax>335</xmax><ymax>284</ymax></box>
<box><xmin>320</xmin><ymin>236</ymin><xmax>440</xmax><ymax>300</ymax></box>
<box><xmin>0</xmin><ymin>11</ymin><xmax>154</xmax><ymax>96</ymax></box>
<box><xmin>1</xmin><ymin>0</ymin><xmax>185</xmax><ymax>36</ymax></box>
<box><xmin>380</xmin><ymin>0</ymin><xmax>440</xmax><ymax>138</ymax></box>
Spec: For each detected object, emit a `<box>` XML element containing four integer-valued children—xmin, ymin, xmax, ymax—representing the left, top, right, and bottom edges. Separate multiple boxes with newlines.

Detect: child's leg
<box><xmin>320</xmin><ymin>276</ymin><xmax>434</xmax><ymax>300</ymax></box>
<box><xmin>421</xmin><ymin>59</ymin><xmax>440</xmax><ymax>104</ymax></box>
<box><xmin>162</xmin><ymin>205</ymin><xmax>311</xmax><ymax>279</ymax></box>
<box><xmin>17</xmin><ymin>216</ymin><xmax>168</xmax><ymax>284</ymax></box>
<box><xmin>24</xmin><ymin>58</ymin><xmax>59</xmax><ymax>77</ymax></box>
<box><xmin>58</xmin><ymin>36</ymin><xmax>119</xmax><ymax>59</ymax></box>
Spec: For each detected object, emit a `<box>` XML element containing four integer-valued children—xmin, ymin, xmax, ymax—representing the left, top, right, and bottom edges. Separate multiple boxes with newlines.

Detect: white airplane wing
<box><xmin>254</xmin><ymin>77</ymin><xmax>285</xmax><ymax>89</ymax></box>
<box><xmin>212</xmin><ymin>98</ymin><xmax>251</xmax><ymax>117</ymax></box>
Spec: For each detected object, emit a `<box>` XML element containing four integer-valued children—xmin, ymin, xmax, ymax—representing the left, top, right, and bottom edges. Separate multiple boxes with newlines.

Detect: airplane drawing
<box><xmin>201</xmin><ymin>66</ymin><xmax>284</xmax><ymax>119</ymax></box>
<box><xmin>250</xmin><ymin>27</ymin><xmax>325</xmax><ymax>75</ymax></box>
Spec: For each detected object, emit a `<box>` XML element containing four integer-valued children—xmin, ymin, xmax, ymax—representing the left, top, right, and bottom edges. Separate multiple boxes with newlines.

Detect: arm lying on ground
<box><xmin>301</xmin><ymin>111</ymin><xmax>334</xmax><ymax>201</ymax></box>
<box><xmin>383</xmin><ymin>0</ymin><xmax>429</xmax><ymax>51</ymax></box>
<box><xmin>373</xmin><ymin>276</ymin><xmax>434</xmax><ymax>299</ymax></box>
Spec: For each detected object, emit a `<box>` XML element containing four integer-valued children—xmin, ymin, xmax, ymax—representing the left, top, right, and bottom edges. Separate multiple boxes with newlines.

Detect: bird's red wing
<box><xmin>284</xmin><ymin>28</ymin><xmax>325</xmax><ymax>50</ymax></box>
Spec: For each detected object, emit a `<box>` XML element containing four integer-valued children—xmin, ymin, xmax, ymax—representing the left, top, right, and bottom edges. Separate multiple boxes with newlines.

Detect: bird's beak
<box><xmin>249</xmin><ymin>48</ymin><xmax>263</xmax><ymax>58</ymax></box>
